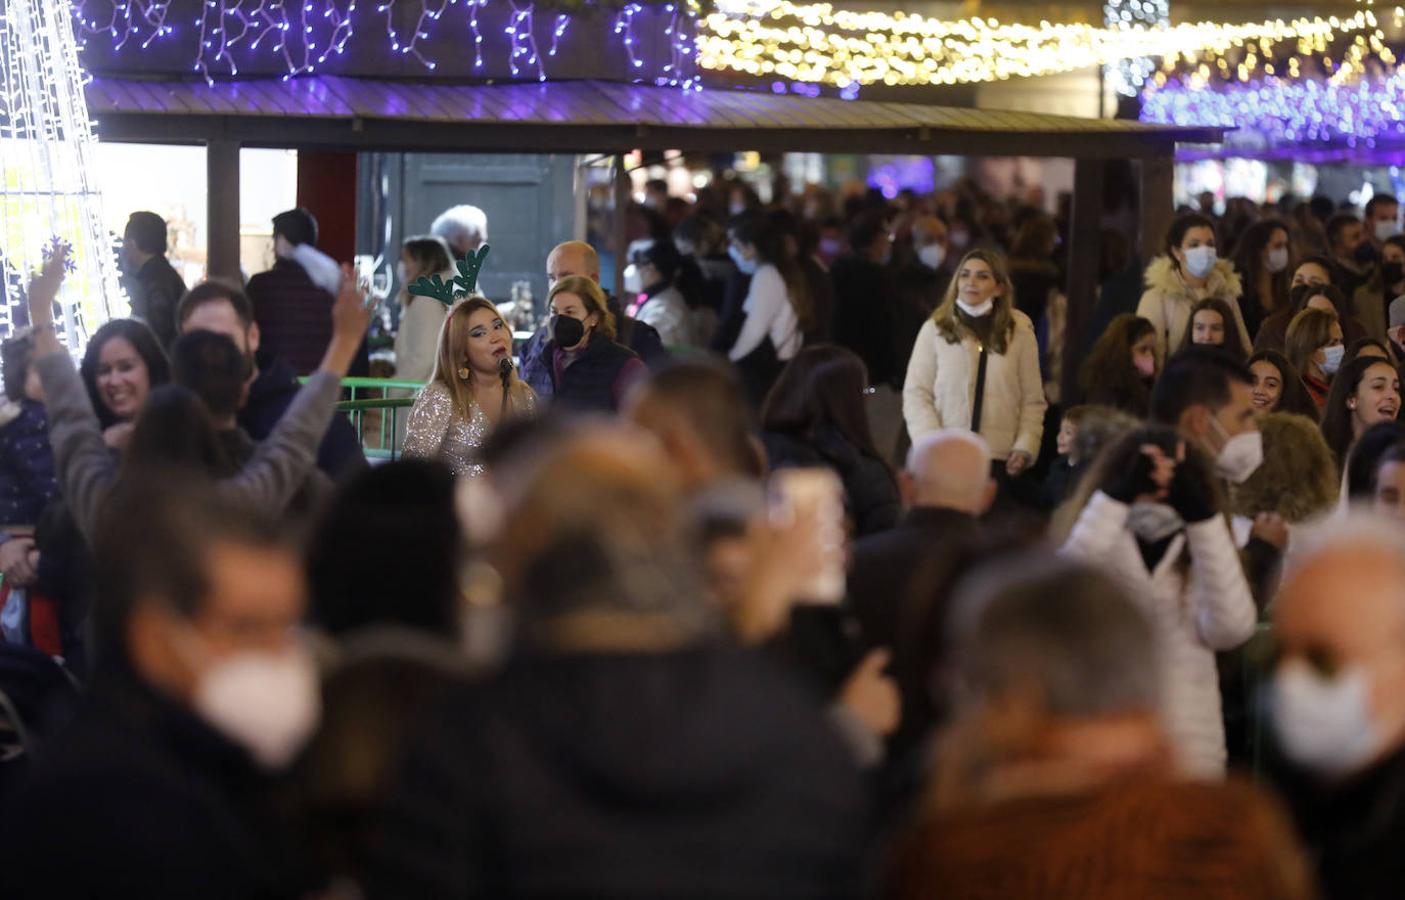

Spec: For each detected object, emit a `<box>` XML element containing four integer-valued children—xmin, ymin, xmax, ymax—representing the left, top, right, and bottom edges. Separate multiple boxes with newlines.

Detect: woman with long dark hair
<box><xmin>1230</xmin><ymin>219</ymin><xmax>1292</xmax><ymax>340</ymax></box>
<box><xmin>1176</xmin><ymin>297</ymin><xmax>1251</xmax><ymax>362</ymax></box>
<box><xmin>78</xmin><ymin>318</ymin><xmax>171</xmax><ymax>445</ymax></box>
<box><xmin>1320</xmin><ymin>354</ymin><xmax>1402</xmax><ymax>474</ymax></box>
<box><xmin>1080</xmin><ymin>314</ymin><xmax>1157</xmax><ymax>417</ymax></box>
<box><xmin>1136</xmin><ymin>212</ymin><xmax>1251</xmax><ymax>361</ymax></box>
<box><xmin>903</xmin><ymin>249</ymin><xmax>1046</xmax><ymax>479</ymax></box>
<box><xmin>762</xmin><ymin>344</ymin><xmax>900</xmax><ymax>535</ymax></box>
<box><xmin>726</xmin><ymin>212</ymin><xmax>814</xmax><ymax>405</ymax></box>
<box><xmin>1246</xmin><ymin>349</ymin><xmax>1318</xmax><ymax>419</ymax></box>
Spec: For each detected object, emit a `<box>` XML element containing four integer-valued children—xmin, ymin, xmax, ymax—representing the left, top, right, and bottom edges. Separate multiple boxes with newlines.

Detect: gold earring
<box><xmin>457</xmin><ymin>364</ymin><xmax>471</xmax><ymax>381</ymax></box>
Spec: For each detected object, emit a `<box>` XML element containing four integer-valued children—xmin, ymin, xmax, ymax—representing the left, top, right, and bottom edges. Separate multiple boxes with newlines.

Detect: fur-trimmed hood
<box><xmin>1230</xmin><ymin>412</ymin><xmax>1339</xmax><ymax>522</ymax></box>
<box><xmin>1144</xmin><ymin>254</ymin><xmax>1243</xmax><ymax>302</ymax></box>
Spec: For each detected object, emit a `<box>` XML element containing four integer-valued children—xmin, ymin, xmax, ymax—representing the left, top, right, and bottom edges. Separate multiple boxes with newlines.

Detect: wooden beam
<box><xmin>1139</xmin><ymin>155</ymin><xmax>1175</xmax><ymax>265</ymax></box>
<box><xmin>1062</xmin><ymin>157</ymin><xmax>1104</xmax><ymax>406</ymax></box>
<box><xmin>206</xmin><ymin>139</ymin><xmax>241</xmax><ymax>282</ymax></box>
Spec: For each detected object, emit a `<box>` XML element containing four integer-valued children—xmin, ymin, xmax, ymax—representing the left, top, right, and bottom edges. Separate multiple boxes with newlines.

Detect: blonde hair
<box><xmin>430</xmin><ymin>296</ymin><xmax>532</xmax><ymax>417</ymax></box>
<box><xmin>547</xmin><ymin>275</ymin><xmax>617</xmax><ymax>342</ymax></box>
<box><xmin>1284</xmin><ymin>307</ymin><xmax>1339</xmax><ymax>376</ymax></box>
<box><xmin>931</xmin><ymin>249</ymin><xmax>1018</xmax><ymax>354</ymax></box>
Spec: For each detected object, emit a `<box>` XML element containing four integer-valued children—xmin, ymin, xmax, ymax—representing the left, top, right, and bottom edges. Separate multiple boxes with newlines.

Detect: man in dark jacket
<box><xmin>247</xmin><ymin>208</ymin><xmax>369</xmax><ymax>377</ymax></box>
<box><xmin>178</xmin><ymin>279</ymin><xmax>366</xmax><ymax>477</ymax></box>
<box><xmin>370</xmin><ymin>427</ymin><xmax>870</xmax><ymax>898</ymax></box>
<box><xmin>830</xmin><ymin>210</ymin><xmax>903</xmax><ymax>388</ymax></box>
<box><xmin>0</xmin><ymin>479</ymin><xmax>320</xmax><ymax>899</ymax></box>
<box><xmin>848</xmin><ymin>429</ymin><xmax>995</xmax><ymax>650</ymax></box>
<box><xmin>1267</xmin><ymin>514</ymin><xmax>1405</xmax><ymax>900</ymax></box>
<box><xmin>121</xmin><ymin>211</ymin><xmax>188</xmax><ymax>349</ymax></box>
<box><xmin>541</xmin><ymin>239</ymin><xmax>668</xmax><ymax>367</ymax></box>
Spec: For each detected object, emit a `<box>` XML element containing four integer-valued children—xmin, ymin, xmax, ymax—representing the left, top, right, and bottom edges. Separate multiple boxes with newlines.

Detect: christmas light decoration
<box><xmin>1105</xmin><ymin>0</ymin><xmax>1168</xmax><ymax>96</ymax></box>
<box><xmin>696</xmin><ymin>0</ymin><xmax>1374</xmax><ymax>90</ymax></box>
<box><xmin>71</xmin><ymin>0</ymin><xmax>700</xmax><ymax>87</ymax></box>
<box><xmin>2</xmin><ymin>0</ymin><xmax>126</xmax><ymax>349</ymax></box>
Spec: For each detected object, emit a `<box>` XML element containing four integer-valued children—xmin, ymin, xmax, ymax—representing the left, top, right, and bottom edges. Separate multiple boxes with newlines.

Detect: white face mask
<box><xmin>1266</xmin><ymin>247</ymin><xmax>1290</xmax><ymax>274</ymax></box>
<box><xmin>1183</xmin><ymin>245</ymin><xmax>1218</xmax><ymax>280</ymax></box>
<box><xmin>956</xmin><ymin>299</ymin><xmax>994</xmax><ymax>318</ymax></box>
<box><xmin>1377</xmin><ymin>219</ymin><xmax>1399</xmax><ymax>243</ymax></box>
<box><xmin>623</xmin><ymin>264</ymin><xmax>644</xmax><ymax>295</ymax></box>
<box><xmin>192</xmin><ymin>643</ymin><xmax>322</xmax><ymax>770</ymax></box>
<box><xmin>1209</xmin><ymin>414</ymin><xmax>1263</xmax><ymax>483</ymax></box>
<box><xmin>1321</xmin><ymin>343</ymin><xmax>1346</xmax><ymax>376</ymax></box>
<box><xmin>1272</xmin><ymin>662</ymin><xmax>1384</xmax><ymax>777</ymax></box>
<box><xmin>918</xmin><ymin>243</ymin><xmax>946</xmax><ymax>271</ymax></box>
<box><xmin>1126</xmin><ymin>501</ymin><xmax>1185</xmax><ymax>542</ymax></box>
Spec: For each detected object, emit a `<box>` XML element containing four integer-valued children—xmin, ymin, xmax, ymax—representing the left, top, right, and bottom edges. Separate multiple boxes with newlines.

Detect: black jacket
<box><xmin>0</xmin><ymin>676</ymin><xmax>312</xmax><ymax>899</ymax></box>
<box><xmin>369</xmin><ymin>646</ymin><xmax>870</xmax><ymax>898</ymax></box>
<box><xmin>1272</xmin><ymin>742</ymin><xmax>1405</xmax><ymax>900</ymax></box>
<box><xmin>520</xmin><ymin>333</ymin><xmax>642</xmax><ymax>414</ymax></box>
<box><xmin>240</xmin><ymin>351</ymin><xmax>366</xmax><ymax>478</ymax></box>
<box><xmin>247</xmin><ymin>258</ymin><xmax>369</xmax><ymax>377</ymax></box>
<box><xmin>130</xmin><ymin>254</ymin><xmax>188</xmax><ymax>349</ymax></box>
<box><xmin>763</xmin><ymin>425</ymin><xmax>901</xmax><ymax>537</ymax></box>
<box><xmin>830</xmin><ymin>255</ymin><xmax>904</xmax><ymax>387</ymax></box>
<box><xmin>847</xmin><ymin>505</ymin><xmax>977</xmax><ymax>650</ymax></box>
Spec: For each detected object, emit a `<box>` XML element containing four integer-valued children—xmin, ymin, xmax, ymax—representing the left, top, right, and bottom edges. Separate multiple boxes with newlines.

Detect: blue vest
<box><xmin>522</xmin><ymin>333</ymin><xmax>639</xmax><ymax>413</ymax></box>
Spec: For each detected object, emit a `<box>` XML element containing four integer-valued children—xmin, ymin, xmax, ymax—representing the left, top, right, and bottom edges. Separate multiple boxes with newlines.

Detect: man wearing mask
<box><xmin>120</xmin><ymin>211</ymin><xmax>187</xmax><ymax>350</ymax></box>
<box><xmin>0</xmin><ymin>479</ymin><xmax>321</xmax><ymax>897</ymax></box>
<box><xmin>529</xmin><ymin>239</ymin><xmax>667</xmax><ymax>368</ymax></box>
<box><xmin>1365</xmin><ymin>195</ymin><xmax>1400</xmax><ymax>249</ymax></box>
<box><xmin>1269</xmin><ymin>515</ymin><xmax>1405</xmax><ymax>899</ymax></box>
<box><xmin>1327</xmin><ymin>213</ymin><xmax>1375</xmax><ymax>300</ymax></box>
<box><xmin>1355</xmin><ymin>235</ymin><xmax>1405</xmax><ymax>341</ymax></box>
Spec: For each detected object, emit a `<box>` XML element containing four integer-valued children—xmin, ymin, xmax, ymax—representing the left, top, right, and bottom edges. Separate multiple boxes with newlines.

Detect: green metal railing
<box><xmin>302</xmin><ymin>376</ymin><xmax>426</xmax><ymax>461</ymax></box>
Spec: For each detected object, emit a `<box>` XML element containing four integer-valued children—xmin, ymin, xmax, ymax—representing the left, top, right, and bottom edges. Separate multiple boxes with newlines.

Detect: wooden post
<box><xmin>1140</xmin><ymin>155</ymin><xmax>1174</xmax><ymax>266</ymax></box>
<box><xmin>1062</xmin><ymin>157</ymin><xmax>1104</xmax><ymax>406</ymax></box>
<box><xmin>613</xmin><ymin>156</ymin><xmax>630</xmax><ymax>294</ymax></box>
<box><xmin>206</xmin><ymin>139</ymin><xmax>242</xmax><ymax>282</ymax></box>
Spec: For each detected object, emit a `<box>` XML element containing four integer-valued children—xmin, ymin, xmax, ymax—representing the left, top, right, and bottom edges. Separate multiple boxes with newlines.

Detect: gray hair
<box><xmin>1285</xmin><ymin>506</ymin><xmax>1405</xmax><ymax>583</ymax></box>
<box><xmin>950</xmin><ymin>554</ymin><xmax>1161</xmax><ymax>717</ymax></box>
<box><xmin>430</xmin><ymin>204</ymin><xmax>488</xmax><ymax>252</ymax></box>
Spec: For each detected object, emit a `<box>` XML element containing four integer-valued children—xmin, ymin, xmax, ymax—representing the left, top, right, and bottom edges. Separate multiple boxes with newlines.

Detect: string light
<box><xmin>71</xmin><ymin>0</ymin><xmax>698</xmax><ymax>86</ymax></box>
<box><xmin>696</xmin><ymin>0</ymin><xmax>1375</xmax><ymax>89</ymax></box>
<box><xmin>1</xmin><ymin>0</ymin><xmax>126</xmax><ymax>350</ymax></box>
<box><xmin>1105</xmin><ymin>0</ymin><xmax>1168</xmax><ymax>96</ymax></box>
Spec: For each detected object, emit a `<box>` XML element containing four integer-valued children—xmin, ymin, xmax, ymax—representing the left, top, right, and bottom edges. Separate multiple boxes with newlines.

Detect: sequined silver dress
<box><xmin>402</xmin><ymin>381</ymin><xmax>537</xmax><ymax>477</ymax></box>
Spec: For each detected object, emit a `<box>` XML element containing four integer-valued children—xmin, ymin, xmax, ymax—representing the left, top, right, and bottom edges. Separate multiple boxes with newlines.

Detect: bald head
<box><xmin>912</xmin><ymin>216</ymin><xmax>949</xmax><ymax>249</ymax></box>
<box><xmin>547</xmin><ymin>241</ymin><xmax>600</xmax><ymax>285</ymax></box>
<box><xmin>904</xmin><ymin>430</ymin><xmax>995</xmax><ymax>515</ymax></box>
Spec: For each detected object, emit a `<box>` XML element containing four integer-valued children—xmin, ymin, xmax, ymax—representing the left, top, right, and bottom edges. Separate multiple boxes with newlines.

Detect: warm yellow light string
<box><xmin>696</xmin><ymin>0</ymin><xmax>1380</xmax><ymax>88</ymax></box>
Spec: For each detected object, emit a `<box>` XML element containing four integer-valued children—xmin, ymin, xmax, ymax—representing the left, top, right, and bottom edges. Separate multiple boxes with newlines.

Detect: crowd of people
<box><xmin>2</xmin><ymin>177</ymin><xmax>1405</xmax><ymax>898</ymax></box>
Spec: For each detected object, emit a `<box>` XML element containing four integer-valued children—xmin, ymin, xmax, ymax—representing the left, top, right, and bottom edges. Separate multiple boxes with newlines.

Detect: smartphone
<box><xmin>768</xmin><ymin>467</ymin><xmax>846</xmax><ymax>605</ymax></box>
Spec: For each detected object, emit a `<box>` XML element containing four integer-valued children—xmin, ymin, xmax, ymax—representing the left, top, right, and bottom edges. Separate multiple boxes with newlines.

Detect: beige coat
<box><xmin>1136</xmin><ymin>256</ymin><xmax>1250</xmax><ymax>361</ymax></box>
<box><xmin>902</xmin><ymin>310</ymin><xmax>1047</xmax><ymax>462</ymax></box>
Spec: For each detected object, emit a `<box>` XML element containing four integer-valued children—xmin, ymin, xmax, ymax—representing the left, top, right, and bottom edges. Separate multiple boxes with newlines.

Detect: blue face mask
<box><xmin>728</xmin><ymin>245</ymin><xmax>758</xmax><ymax>276</ymax></box>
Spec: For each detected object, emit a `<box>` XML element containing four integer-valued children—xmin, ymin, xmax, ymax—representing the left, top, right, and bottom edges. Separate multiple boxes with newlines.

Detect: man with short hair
<box><xmin>247</xmin><ymin>207</ymin><xmax>368</xmax><ymax>376</ymax></box>
<box><xmin>848</xmin><ymin>430</ymin><xmax>995</xmax><ymax>651</ymax></box>
<box><xmin>430</xmin><ymin>204</ymin><xmax>488</xmax><ymax>256</ymax></box>
<box><xmin>1150</xmin><ymin>347</ymin><xmax>1262</xmax><ymax>486</ymax></box>
<box><xmin>886</xmin><ymin>556</ymin><xmax>1313</xmax><ymax>900</ymax></box>
<box><xmin>0</xmin><ymin>478</ymin><xmax>321</xmax><ymax>897</ymax></box>
<box><xmin>1268</xmin><ymin>514</ymin><xmax>1405</xmax><ymax>899</ymax></box>
<box><xmin>1328</xmin><ymin>212</ymin><xmax>1374</xmax><ymax>298</ymax></box>
<box><xmin>121</xmin><ymin>211</ymin><xmax>187</xmax><ymax>349</ymax></box>
<box><xmin>1366</xmin><ymin>194</ymin><xmax>1400</xmax><ymax>247</ymax></box>
<box><xmin>177</xmin><ymin>279</ymin><xmax>365</xmax><ymax>477</ymax></box>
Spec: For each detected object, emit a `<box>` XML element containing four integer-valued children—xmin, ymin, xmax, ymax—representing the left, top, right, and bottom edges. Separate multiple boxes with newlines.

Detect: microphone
<box><xmin>498</xmin><ymin>356</ymin><xmax>514</xmax><ymax>381</ymax></box>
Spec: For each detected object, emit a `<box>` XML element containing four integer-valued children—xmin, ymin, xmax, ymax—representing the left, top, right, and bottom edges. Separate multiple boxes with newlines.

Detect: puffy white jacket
<box><xmin>1136</xmin><ymin>256</ymin><xmax>1250</xmax><ymax>362</ymax></box>
<box><xmin>901</xmin><ymin>311</ymin><xmax>1046</xmax><ymax>461</ymax></box>
<box><xmin>1060</xmin><ymin>492</ymin><xmax>1257</xmax><ymax>779</ymax></box>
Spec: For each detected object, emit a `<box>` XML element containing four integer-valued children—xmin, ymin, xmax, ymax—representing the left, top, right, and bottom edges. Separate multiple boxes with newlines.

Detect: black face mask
<box><xmin>1355</xmin><ymin>241</ymin><xmax>1379</xmax><ymax>265</ymax></box>
<box><xmin>552</xmin><ymin>314</ymin><xmax>586</xmax><ymax>349</ymax></box>
<box><xmin>1385</xmin><ymin>261</ymin><xmax>1405</xmax><ymax>287</ymax></box>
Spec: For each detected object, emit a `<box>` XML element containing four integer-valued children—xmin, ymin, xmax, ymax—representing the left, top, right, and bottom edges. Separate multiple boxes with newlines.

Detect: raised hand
<box><xmin>28</xmin><ymin>244</ymin><xmax>68</xmax><ymax>329</ymax></box>
<box><xmin>320</xmin><ymin>262</ymin><xmax>374</xmax><ymax>377</ymax></box>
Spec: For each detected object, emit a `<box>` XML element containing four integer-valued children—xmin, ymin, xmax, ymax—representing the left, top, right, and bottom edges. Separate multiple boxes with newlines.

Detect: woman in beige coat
<box><xmin>1137</xmin><ymin>212</ymin><xmax>1252</xmax><ymax>361</ymax></box>
<box><xmin>903</xmin><ymin>249</ymin><xmax>1047</xmax><ymax>477</ymax></box>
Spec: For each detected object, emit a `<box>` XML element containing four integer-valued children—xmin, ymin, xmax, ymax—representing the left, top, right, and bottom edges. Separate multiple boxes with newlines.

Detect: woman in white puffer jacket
<box><xmin>1058</xmin><ymin>425</ymin><xmax>1257</xmax><ymax>780</ymax></box>
<box><xmin>902</xmin><ymin>249</ymin><xmax>1047</xmax><ymax>478</ymax></box>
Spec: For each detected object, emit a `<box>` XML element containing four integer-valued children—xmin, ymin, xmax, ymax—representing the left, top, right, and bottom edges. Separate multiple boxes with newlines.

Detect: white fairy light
<box><xmin>1</xmin><ymin>0</ymin><xmax>126</xmax><ymax>350</ymax></box>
